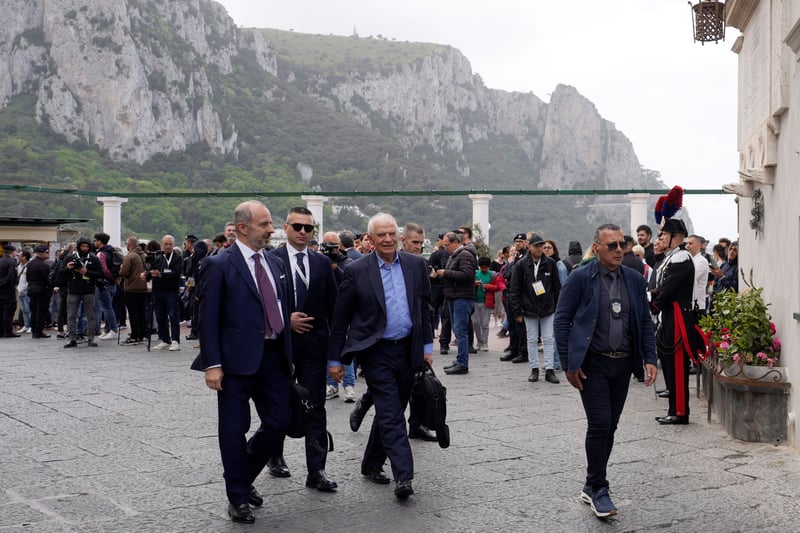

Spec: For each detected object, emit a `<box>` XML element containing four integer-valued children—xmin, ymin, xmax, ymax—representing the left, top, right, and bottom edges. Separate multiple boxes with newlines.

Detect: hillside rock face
<box><xmin>0</xmin><ymin>0</ymin><xmax>278</xmax><ymax>162</ymax></box>
<box><xmin>0</xmin><ymin>0</ymin><xmax>644</xmax><ymax>190</ymax></box>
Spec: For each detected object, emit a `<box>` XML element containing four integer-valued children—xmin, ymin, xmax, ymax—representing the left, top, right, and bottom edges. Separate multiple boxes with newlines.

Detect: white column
<box><xmin>301</xmin><ymin>195</ymin><xmax>328</xmax><ymax>236</ymax></box>
<box><xmin>96</xmin><ymin>196</ymin><xmax>128</xmax><ymax>249</ymax></box>
<box><xmin>468</xmin><ymin>194</ymin><xmax>493</xmax><ymax>248</ymax></box>
<box><xmin>628</xmin><ymin>193</ymin><xmax>650</xmax><ymax>236</ymax></box>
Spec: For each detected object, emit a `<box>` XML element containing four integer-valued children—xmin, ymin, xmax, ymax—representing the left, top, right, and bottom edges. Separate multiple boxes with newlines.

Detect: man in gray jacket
<box><xmin>436</xmin><ymin>231</ymin><xmax>477</xmax><ymax>375</ymax></box>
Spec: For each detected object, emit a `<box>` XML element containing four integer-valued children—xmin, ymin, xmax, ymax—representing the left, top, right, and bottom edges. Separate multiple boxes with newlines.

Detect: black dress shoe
<box><xmin>5</xmin><ymin>333</ymin><xmax>21</xmax><ymax>338</ymax></box>
<box><xmin>658</xmin><ymin>415</ymin><xmax>689</xmax><ymax>425</ymax></box>
<box><xmin>248</xmin><ymin>486</ymin><xmax>263</xmax><ymax>507</ymax></box>
<box><xmin>395</xmin><ymin>479</ymin><xmax>414</xmax><ymax>500</ymax></box>
<box><xmin>267</xmin><ymin>456</ymin><xmax>290</xmax><ymax>478</ymax></box>
<box><xmin>185</xmin><ymin>334</ymin><xmax>199</xmax><ymax>340</ymax></box>
<box><xmin>361</xmin><ymin>466</ymin><xmax>391</xmax><ymax>484</ymax></box>
<box><xmin>499</xmin><ymin>352</ymin><xmax>516</xmax><ymax>361</ymax></box>
<box><xmin>56</xmin><ymin>333</ymin><xmax>68</xmax><ymax>339</ymax></box>
<box><xmin>545</xmin><ymin>369</ymin><xmax>560</xmax><ymax>384</ymax></box>
<box><xmin>503</xmin><ymin>345</ymin><xmax>512</xmax><ymax>353</ymax></box>
<box><xmin>469</xmin><ymin>345</ymin><xmax>477</xmax><ymax>354</ymax></box>
<box><xmin>440</xmin><ymin>347</ymin><xmax>449</xmax><ymax>355</ymax></box>
<box><xmin>511</xmin><ymin>354</ymin><xmax>527</xmax><ymax>363</ymax></box>
<box><xmin>306</xmin><ymin>470</ymin><xmax>338</xmax><ymax>492</ymax></box>
<box><xmin>528</xmin><ymin>368</ymin><xmax>539</xmax><ymax>382</ymax></box>
<box><xmin>228</xmin><ymin>503</ymin><xmax>255</xmax><ymax>523</ymax></box>
<box><xmin>409</xmin><ymin>425</ymin><xmax>438</xmax><ymax>441</ymax></box>
<box><xmin>657</xmin><ymin>390</ymin><xmax>671</xmax><ymax>398</ymax></box>
<box><xmin>87</xmin><ymin>341</ymin><xmax>98</xmax><ymax>347</ymax></box>
<box><xmin>349</xmin><ymin>396</ymin><xmax>371</xmax><ymax>432</ymax></box>
<box><xmin>64</xmin><ymin>340</ymin><xmax>78</xmax><ymax>348</ymax></box>
<box><xmin>444</xmin><ymin>364</ymin><xmax>468</xmax><ymax>375</ymax></box>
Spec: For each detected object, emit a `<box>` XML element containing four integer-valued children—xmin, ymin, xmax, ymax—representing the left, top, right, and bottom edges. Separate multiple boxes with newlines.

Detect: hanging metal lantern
<box><xmin>689</xmin><ymin>1</ymin><xmax>726</xmax><ymax>44</ymax></box>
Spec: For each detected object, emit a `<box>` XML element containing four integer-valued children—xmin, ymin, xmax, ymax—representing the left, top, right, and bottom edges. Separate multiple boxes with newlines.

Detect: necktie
<box><xmin>253</xmin><ymin>253</ymin><xmax>284</xmax><ymax>336</ymax></box>
<box><xmin>295</xmin><ymin>252</ymin><xmax>308</xmax><ymax>310</ymax></box>
<box><xmin>607</xmin><ymin>271</ymin><xmax>622</xmax><ymax>351</ymax></box>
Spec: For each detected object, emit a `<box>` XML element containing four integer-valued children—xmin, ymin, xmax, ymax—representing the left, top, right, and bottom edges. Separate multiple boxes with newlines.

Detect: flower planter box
<box><xmin>710</xmin><ymin>367</ymin><xmax>791</xmax><ymax>443</ymax></box>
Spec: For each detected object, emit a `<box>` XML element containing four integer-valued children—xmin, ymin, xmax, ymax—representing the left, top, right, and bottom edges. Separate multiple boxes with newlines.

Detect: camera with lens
<box><xmin>320</xmin><ymin>242</ymin><xmax>344</xmax><ymax>262</ymax></box>
<box><xmin>145</xmin><ymin>249</ymin><xmax>164</xmax><ymax>268</ymax></box>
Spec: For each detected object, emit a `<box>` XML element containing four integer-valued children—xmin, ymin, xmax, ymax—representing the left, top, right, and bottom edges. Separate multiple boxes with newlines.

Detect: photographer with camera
<box><xmin>140</xmin><ymin>235</ymin><xmax>183</xmax><ymax>351</ymax></box>
<box><xmin>320</xmin><ymin>232</ymin><xmax>355</xmax><ymax>401</ymax></box>
<box><xmin>319</xmin><ymin>232</ymin><xmax>351</xmax><ymax>285</ymax></box>
<box><xmin>63</xmin><ymin>236</ymin><xmax>102</xmax><ymax>348</ymax></box>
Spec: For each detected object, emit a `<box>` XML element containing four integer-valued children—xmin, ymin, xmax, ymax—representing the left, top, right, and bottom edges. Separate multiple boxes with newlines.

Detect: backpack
<box><xmin>410</xmin><ymin>362</ymin><xmax>450</xmax><ymax>448</ymax></box>
<box><xmin>109</xmin><ymin>250</ymin><xmax>124</xmax><ymax>278</ymax></box>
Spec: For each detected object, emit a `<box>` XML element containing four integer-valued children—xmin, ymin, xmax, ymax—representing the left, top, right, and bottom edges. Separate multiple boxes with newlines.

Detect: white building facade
<box><xmin>726</xmin><ymin>0</ymin><xmax>800</xmax><ymax>446</ymax></box>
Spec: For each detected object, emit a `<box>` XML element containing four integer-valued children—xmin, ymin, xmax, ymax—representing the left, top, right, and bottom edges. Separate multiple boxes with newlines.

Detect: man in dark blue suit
<box><xmin>191</xmin><ymin>200</ymin><xmax>293</xmax><ymax>524</ymax></box>
<box><xmin>554</xmin><ymin>223</ymin><xmax>657</xmax><ymax>519</ymax></box>
<box><xmin>328</xmin><ymin>213</ymin><xmax>433</xmax><ymax>500</ymax></box>
<box><xmin>266</xmin><ymin>207</ymin><xmax>339</xmax><ymax>491</ymax></box>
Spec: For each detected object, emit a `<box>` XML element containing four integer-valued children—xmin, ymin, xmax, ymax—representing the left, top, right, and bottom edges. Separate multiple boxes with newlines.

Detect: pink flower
<box><xmin>773</xmin><ymin>339</ymin><xmax>782</xmax><ymax>351</ymax></box>
<box><xmin>757</xmin><ymin>352</ymin><xmax>767</xmax><ymax>360</ymax></box>
<box><xmin>720</xmin><ymin>341</ymin><xmax>730</xmax><ymax>350</ymax></box>
<box><xmin>768</xmin><ymin>358</ymin><xmax>775</xmax><ymax>368</ymax></box>
<box><xmin>770</xmin><ymin>322</ymin><xmax>777</xmax><ymax>334</ymax></box>
<box><xmin>733</xmin><ymin>353</ymin><xmax>740</xmax><ymax>362</ymax></box>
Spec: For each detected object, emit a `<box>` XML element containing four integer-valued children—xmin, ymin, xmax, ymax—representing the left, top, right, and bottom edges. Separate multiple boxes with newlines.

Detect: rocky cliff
<box><xmin>0</xmin><ymin>0</ymin><xmax>276</xmax><ymax>162</ymax></box>
<box><xmin>1</xmin><ymin>0</ymin><xmax>647</xmax><ymax>190</ymax></box>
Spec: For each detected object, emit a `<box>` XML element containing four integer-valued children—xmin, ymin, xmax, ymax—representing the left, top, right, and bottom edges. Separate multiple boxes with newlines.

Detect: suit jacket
<box><xmin>553</xmin><ymin>260</ymin><xmax>656</xmax><ymax>380</ymax></box>
<box><xmin>327</xmin><ymin>251</ymin><xmax>432</xmax><ymax>368</ymax></box>
<box><xmin>268</xmin><ymin>246</ymin><xmax>337</xmax><ymax>355</ymax></box>
<box><xmin>192</xmin><ymin>244</ymin><xmax>292</xmax><ymax>375</ymax></box>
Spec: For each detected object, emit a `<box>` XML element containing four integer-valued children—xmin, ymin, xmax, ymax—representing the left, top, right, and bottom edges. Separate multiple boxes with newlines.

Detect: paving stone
<box><xmin>2</xmin><ymin>324</ymin><xmax>800</xmax><ymax>530</ymax></box>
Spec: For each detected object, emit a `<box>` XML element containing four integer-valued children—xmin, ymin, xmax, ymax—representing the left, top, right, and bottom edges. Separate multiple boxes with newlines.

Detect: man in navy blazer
<box><xmin>328</xmin><ymin>213</ymin><xmax>433</xmax><ymax>500</ymax></box>
<box><xmin>191</xmin><ymin>200</ymin><xmax>293</xmax><ymax>524</ymax></box>
<box><xmin>266</xmin><ymin>207</ymin><xmax>339</xmax><ymax>491</ymax></box>
<box><xmin>554</xmin><ymin>223</ymin><xmax>657</xmax><ymax>519</ymax></box>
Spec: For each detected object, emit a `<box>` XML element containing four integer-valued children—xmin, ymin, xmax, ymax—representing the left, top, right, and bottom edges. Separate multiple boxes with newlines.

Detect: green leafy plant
<box><xmin>700</xmin><ymin>287</ymin><xmax>781</xmax><ymax>367</ymax></box>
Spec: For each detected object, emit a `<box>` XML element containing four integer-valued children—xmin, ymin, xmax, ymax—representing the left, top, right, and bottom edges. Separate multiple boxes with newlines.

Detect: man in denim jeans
<box><xmin>93</xmin><ymin>233</ymin><xmax>119</xmax><ymax>340</ymax></box>
<box><xmin>436</xmin><ymin>231</ymin><xmax>476</xmax><ymax>375</ymax></box>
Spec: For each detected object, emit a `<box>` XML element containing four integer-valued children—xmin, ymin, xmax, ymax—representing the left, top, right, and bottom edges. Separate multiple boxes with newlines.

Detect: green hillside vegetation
<box><xmin>260</xmin><ymin>28</ymin><xmax>445</xmax><ymax>78</ymax></box>
<box><xmin>0</xmin><ymin>16</ymin><xmax>650</xmax><ymax>248</ymax></box>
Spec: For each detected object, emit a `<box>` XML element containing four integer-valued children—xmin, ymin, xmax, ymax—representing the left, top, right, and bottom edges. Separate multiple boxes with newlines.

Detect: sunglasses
<box><xmin>597</xmin><ymin>241</ymin><xmax>627</xmax><ymax>251</ymax></box>
<box><xmin>290</xmin><ymin>223</ymin><xmax>314</xmax><ymax>233</ymax></box>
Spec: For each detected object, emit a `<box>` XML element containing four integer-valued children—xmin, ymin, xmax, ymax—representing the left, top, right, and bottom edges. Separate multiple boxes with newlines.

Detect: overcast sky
<box><xmin>216</xmin><ymin>0</ymin><xmax>740</xmax><ymax>242</ymax></box>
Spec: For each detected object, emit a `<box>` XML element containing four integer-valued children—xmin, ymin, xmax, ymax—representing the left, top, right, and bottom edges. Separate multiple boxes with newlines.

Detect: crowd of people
<box><xmin>0</xmin><ymin>202</ymin><xmax>740</xmax><ymax>524</ymax></box>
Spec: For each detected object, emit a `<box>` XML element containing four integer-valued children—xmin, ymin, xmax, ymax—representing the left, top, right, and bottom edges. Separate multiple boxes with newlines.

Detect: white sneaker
<box><xmin>16</xmin><ymin>327</ymin><xmax>28</xmax><ymax>334</ymax></box>
<box><xmin>326</xmin><ymin>385</ymin><xmax>339</xmax><ymax>400</ymax></box>
<box><xmin>481</xmin><ymin>342</ymin><xmax>489</xmax><ymax>352</ymax></box>
<box><xmin>343</xmin><ymin>385</ymin><xmax>356</xmax><ymax>403</ymax></box>
<box><xmin>153</xmin><ymin>341</ymin><xmax>171</xmax><ymax>350</ymax></box>
<box><xmin>169</xmin><ymin>340</ymin><xmax>181</xmax><ymax>351</ymax></box>
<box><xmin>99</xmin><ymin>331</ymin><xmax>117</xmax><ymax>340</ymax></box>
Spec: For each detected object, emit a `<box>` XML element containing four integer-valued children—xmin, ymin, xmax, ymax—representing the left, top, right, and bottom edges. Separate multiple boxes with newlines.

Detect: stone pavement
<box><xmin>2</xmin><ymin>323</ymin><xmax>800</xmax><ymax>532</ymax></box>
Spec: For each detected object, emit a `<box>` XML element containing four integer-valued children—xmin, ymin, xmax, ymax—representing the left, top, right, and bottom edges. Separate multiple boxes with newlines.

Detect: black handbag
<box><xmin>410</xmin><ymin>362</ymin><xmax>450</xmax><ymax>448</ymax></box>
<box><xmin>287</xmin><ymin>380</ymin><xmax>333</xmax><ymax>452</ymax></box>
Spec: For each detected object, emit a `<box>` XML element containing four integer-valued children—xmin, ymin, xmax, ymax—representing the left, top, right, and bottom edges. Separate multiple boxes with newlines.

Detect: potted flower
<box><xmin>699</xmin><ymin>285</ymin><xmax>790</xmax><ymax>443</ymax></box>
<box><xmin>700</xmin><ymin>287</ymin><xmax>781</xmax><ymax>377</ymax></box>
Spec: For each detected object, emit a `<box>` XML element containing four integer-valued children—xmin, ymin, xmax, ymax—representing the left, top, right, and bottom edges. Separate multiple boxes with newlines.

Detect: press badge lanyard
<box><xmin>163</xmin><ymin>252</ymin><xmax>174</xmax><ymax>273</ymax></box>
<box><xmin>531</xmin><ymin>260</ymin><xmax>545</xmax><ymax>296</ymax></box>
<box><xmin>293</xmin><ymin>253</ymin><xmax>309</xmax><ymax>288</ymax></box>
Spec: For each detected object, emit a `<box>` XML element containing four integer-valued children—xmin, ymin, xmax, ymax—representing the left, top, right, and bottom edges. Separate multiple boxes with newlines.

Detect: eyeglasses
<box><xmin>290</xmin><ymin>223</ymin><xmax>314</xmax><ymax>233</ymax></box>
<box><xmin>596</xmin><ymin>241</ymin><xmax>627</xmax><ymax>251</ymax></box>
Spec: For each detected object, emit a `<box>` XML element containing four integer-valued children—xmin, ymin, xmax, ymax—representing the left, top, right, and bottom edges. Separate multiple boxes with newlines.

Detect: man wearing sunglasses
<box><xmin>554</xmin><ymin>223</ymin><xmax>657</xmax><ymax>518</ymax></box>
<box><xmin>265</xmin><ymin>207</ymin><xmax>340</xmax><ymax>491</ymax></box>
